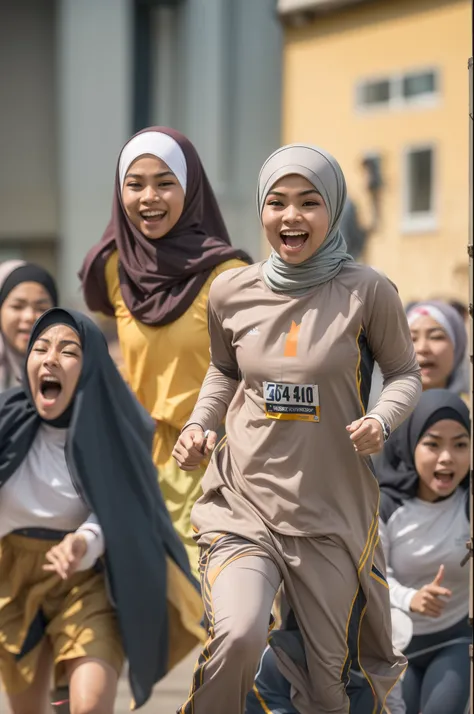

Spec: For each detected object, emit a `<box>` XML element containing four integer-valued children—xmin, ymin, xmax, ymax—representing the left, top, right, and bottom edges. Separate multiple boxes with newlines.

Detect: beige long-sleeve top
<box><xmin>187</xmin><ymin>261</ymin><xmax>421</xmax><ymax>538</ymax></box>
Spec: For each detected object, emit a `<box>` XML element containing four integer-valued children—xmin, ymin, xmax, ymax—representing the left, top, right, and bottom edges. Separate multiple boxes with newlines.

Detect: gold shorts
<box><xmin>0</xmin><ymin>534</ymin><xmax>124</xmax><ymax>695</ymax></box>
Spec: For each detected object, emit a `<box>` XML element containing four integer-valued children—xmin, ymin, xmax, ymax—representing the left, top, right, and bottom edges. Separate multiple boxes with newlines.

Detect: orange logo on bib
<box><xmin>284</xmin><ymin>321</ymin><xmax>301</xmax><ymax>357</ymax></box>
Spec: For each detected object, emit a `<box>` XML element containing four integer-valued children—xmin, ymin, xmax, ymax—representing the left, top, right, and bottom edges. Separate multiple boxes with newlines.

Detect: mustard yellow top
<box><xmin>105</xmin><ymin>251</ymin><xmax>246</xmax><ymax>430</ymax></box>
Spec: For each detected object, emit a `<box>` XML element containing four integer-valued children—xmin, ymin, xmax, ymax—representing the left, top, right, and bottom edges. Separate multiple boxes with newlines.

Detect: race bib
<box><xmin>263</xmin><ymin>382</ymin><xmax>320</xmax><ymax>422</ymax></box>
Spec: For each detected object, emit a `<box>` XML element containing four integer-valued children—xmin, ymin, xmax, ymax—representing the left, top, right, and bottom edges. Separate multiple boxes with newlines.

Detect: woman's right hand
<box><xmin>409</xmin><ymin>565</ymin><xmax>452</xmax><ymax>617</ymax></box>
<box><xmin>43</xmin><ymin>533</ymin><xmax>88</xmax><ymax>580</ymax></box>
<box><xmin>172</xmin><ymin>427</ymin><xmax>218</xmax><ymax>471</ymax></box>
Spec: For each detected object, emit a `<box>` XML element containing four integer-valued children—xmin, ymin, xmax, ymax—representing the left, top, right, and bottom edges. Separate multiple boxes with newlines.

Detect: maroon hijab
<box><xmin>79</xmin><ymin>127</ymin><xmax>251</xmax><ymax>326</ymax></box>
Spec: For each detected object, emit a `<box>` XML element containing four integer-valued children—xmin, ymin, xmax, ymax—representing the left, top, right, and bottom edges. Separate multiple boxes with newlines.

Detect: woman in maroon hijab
<box><xmin>80</xmin><ymin>127</ymin><xmax>250</xmax><ymax>577</ymax></box>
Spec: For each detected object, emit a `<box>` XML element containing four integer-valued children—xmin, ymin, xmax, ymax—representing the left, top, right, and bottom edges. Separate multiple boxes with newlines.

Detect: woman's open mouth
<box><xmin>140</xmin><ymin>209</ymin><xmax>166</xmax><ymax>224</ymax></box>
<box><xmin>280</xmin><ymin>230</ymin><xmax>309</xmax><ymax>253</ymax></box>
<box><xmin>434</xmin><ymin>470</ymin><xmax>455</xmax><ymax>487</ymax></box>
<box><xmin>418</xmin><ymin>360</ymin><xmax>436</xmax><ymax>374</ymax></box>
<box><xmin>39</xmin><ymin>375</ymin><xmax>62</xmax><ymax>404</ymax></box>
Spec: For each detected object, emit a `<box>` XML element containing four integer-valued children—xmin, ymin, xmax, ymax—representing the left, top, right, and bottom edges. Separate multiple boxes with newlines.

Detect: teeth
<box><xmin>141</xmin><ymin>210</ymin><xmax>164</xmax><ymax>218</ymax></box>
<box><xmin>41</xmin><ymin>376</ymin><xmax>60</xmax><ymax>385</ymax></box>
<box><xmin>281</xmin><ymin>231</ymin><xmax>307</xmax><ymax>237</ymax></box>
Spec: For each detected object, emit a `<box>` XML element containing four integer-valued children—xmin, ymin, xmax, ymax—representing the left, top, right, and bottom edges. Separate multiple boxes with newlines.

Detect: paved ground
<box><xmin>0</xmin><ymin>649</ymin><xmax>197</xmax><ymax>713</ymax></box>
<box><xmin>116</xmin><ymin>651</ymin><xmax>196</xmax><ymax>714</ymax></box>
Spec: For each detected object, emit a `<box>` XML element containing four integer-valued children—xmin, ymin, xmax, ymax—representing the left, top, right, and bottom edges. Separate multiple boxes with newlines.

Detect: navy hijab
<box><xmin>0</xmin><ymin>308</ymin><xmax>199</xmax><ymax>708</ymax></box>
<box><xmin>376</xmin><ymin>389</ymin><xmax>470</xmax><ymax>522</ymax></box>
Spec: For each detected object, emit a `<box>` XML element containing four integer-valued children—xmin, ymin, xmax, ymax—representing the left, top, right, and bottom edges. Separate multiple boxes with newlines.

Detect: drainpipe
<box><xmin>468</xmin><ymin>53</ymin><xmax>473</xmax><ymax>714</ymax></box>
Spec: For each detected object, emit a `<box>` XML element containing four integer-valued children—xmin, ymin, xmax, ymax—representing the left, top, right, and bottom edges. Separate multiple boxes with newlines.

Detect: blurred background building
<box><xmin>0</xmin><ymin>0</ymin><xmax>471</xmax><ymax>307</ymax></box>
<box><xmin>0</xmin><ymin>0</ymin><xmax>282</xmax><ymax>306</ymax></box>
<box><xmin>278</xmin><ymin>0</ymin><xmax>471</xmax><ymax>303</ymax></box>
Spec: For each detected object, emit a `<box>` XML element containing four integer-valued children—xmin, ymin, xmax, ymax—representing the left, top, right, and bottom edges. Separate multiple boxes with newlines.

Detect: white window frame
<box><xmin>355</xmin><ymin>73</ymin><xmax>393</xmax><ymax>112</ymax></box>
<box><xmin>355</xmin><ymin>67</ymin><xmax>440</xmax><ymax>114</ymax></box>
<box><xmin>400</xmin><ymin>66</ymin><xmax>440</xmax><ymax>108</ymax></box>
<box><xmin>401</xmin><ymin>143</ymin><xmax>438</xmax><ymax>234</ymax></box>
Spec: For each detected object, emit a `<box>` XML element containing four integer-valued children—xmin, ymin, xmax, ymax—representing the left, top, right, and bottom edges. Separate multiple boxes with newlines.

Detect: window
<box><xmin>402</xmin><ymin>146</ymin><xmax>437</xmax><ymax>233</ymax></box>
<box><xmin>407</xmin><ymin>149</ymin><xmax>432</xmax><ymax>213</ymax></box>
<box><xmin>357</xmin><ymin>69</ymin><xmax>439</xmax><ymax>111</ymax></box>
<box><xmin>358</xmin><ymin>80</ymin><xmax>391</xmax><ymax>107</ymax></box>
<box><xmin>402</xmin><ymin>71</ymin><xmax>437</xmax><ymax>100</ymax></box>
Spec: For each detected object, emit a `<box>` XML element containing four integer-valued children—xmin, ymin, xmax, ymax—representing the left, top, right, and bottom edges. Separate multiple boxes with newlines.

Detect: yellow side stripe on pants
<box><xmin>340</xmin><ymin>508</ymin><xmax>379</xmax><ymax>682</ymax></box>
<box><xmin>251</xmin><ymin>683</ymin><xmax>273</xmax><ymax>714</ymax></box>
<box><xmin>179</xmin><ymin>538</ymin><xmax>263</xmax><ymax>713</ymax></box>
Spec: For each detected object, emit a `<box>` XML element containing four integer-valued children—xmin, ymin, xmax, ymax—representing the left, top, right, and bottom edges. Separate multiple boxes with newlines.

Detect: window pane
<box><xmin>360</xmin><ymin>80</ymin><xmax>391</xmax><ymax>105</ymax></box>
<box><xmin>408</xmin><ymin>149</ymin><xmax>433</xmax><ymax>213</ymax></box>
<box><xmin>403</xmin><ymin>72</ymin><xmax>436</xmax><ymax>98</ymax></box>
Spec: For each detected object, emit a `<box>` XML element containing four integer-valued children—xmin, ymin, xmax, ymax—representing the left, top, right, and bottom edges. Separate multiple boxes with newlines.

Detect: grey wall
<box><xmin>0</xmin><ymin>0</ymin><xmax>57</xmax><ymax>241</ymax></box>
<box><xmin>56</xmin><ymin>0</ymin><xmax>133</xmax><ymax>306</ymax></box>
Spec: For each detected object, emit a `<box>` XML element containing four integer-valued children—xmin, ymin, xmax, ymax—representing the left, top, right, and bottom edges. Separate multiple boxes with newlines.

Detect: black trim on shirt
<box><xmin>357</xmin><ymin>329</ymin><xmax>375</xmax><ymax>414</ymax></box>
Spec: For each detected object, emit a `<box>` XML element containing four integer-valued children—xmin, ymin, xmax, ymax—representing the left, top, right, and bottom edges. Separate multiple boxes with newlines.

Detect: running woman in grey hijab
<box><xmin>173</xmin><ymin>144</ymin><xmax>422</xmax><ymax>714</ymax></box>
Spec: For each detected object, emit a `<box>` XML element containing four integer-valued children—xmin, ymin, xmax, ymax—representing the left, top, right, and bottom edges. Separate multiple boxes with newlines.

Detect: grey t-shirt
<box><xmin>380</xmin><ymin>487</ymin><xmax>470</xmax><ymax>635</ymax></box>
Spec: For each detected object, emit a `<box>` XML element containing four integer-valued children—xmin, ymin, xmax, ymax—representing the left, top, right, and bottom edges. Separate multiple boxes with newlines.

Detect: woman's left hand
<box><xmin>346</xmin><ymin>418</ymin><xmax>383</xmax><ymax>456</ymax></box>
<box><xmin>43</xmin><ymin>533</ymin><xmax>88</xmax><ymax>580</ymax></box>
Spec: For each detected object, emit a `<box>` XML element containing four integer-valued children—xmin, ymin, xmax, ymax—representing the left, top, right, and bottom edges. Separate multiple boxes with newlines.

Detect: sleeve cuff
<box><xmin>399</xmin><ymin>587</ymin><xmax>418</xmax><ymax>614</ymax></box>
<box><xmin>361</xmin><ymin>413</ymin><xmax>390</xmax><ymax>440</ymax></box>
<box><xmin>181</xmin><ymin>422</ymin><xmax>205</xmax><ymax>434</ymax></box>
<box><xmin>75</xmin><ymin>526</ymin><xmax>105</xmax><ymax>572</ymax></box>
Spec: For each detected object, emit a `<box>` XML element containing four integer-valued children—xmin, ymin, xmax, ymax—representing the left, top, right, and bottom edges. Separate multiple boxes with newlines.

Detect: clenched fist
<box><xmin>346</xmin><ymin>417</ymin><xmax>383</xmax><ymax>456</ymax></box>
<box><xmin>172</xmin><ymin>427</ymin><xmax>218</xmax><ymax>471</ymax></box>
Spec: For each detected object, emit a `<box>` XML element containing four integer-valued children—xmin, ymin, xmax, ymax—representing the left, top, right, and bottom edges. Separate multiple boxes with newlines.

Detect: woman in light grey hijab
<box><xmin>258</xmin><ymin>143</ymin><xmax>353</xmax><ymax>295</ymax></box>
<box><xmin>246</xmin><ymin>145</ymin><xmax>409</xmax><ymax>714</ymax></box>
<box><xmin>173</xmin><ymin>143</ymin><xmax>420</xmax><ymax>714</ymax></box>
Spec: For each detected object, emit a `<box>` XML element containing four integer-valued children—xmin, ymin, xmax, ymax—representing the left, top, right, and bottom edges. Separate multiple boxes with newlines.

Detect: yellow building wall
<box><xmin>282</xmin><ymin>0</ymin><xmax>471</xmax><ymax>304</ymax></box>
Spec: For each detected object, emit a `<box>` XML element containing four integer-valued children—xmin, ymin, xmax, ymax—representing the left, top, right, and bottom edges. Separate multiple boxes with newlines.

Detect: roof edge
<box><xmin>278</xmin><ymin>0</ymin><xmax>370</xmax><ymax>18</ymax></box>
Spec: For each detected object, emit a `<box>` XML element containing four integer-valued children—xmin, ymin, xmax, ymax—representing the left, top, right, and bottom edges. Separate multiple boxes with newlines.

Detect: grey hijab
<box><xmin>258</xmin><ymin>144</ymin><xmax>353</xmax><ymax>296</ymax></box>
<box><xmin>407</xmin><ymin>300</ymin><xmax>469</xmax><ymax>397</ymax></box>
